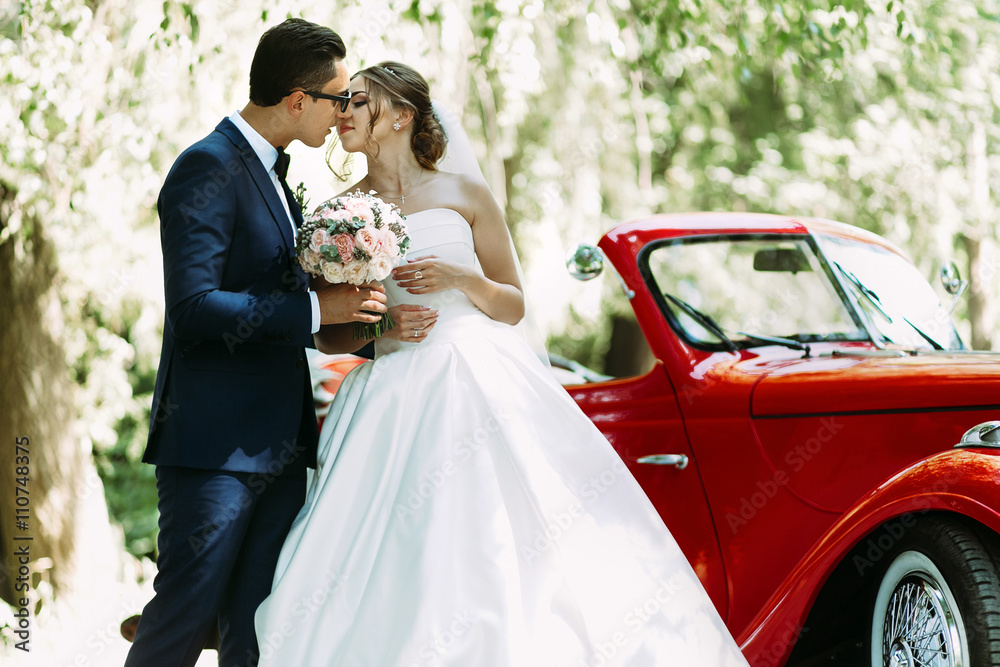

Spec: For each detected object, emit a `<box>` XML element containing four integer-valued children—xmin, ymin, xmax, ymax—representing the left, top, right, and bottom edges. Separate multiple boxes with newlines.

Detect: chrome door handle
<box><xmin>636</xmin><ymin>454</ymin><xmax>689</xmax><ymax>469</ymax></box>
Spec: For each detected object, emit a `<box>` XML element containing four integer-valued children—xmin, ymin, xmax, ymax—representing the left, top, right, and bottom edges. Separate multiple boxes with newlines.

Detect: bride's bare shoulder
<box><xmin>433</xmin><ymin>171</ymin><xmax>493</xmax><ymax>204</ymax></box>
<box><xmin>422</xmin><ymin>172</ymin><xmax>489</xmax><ymax>223</ymax></box>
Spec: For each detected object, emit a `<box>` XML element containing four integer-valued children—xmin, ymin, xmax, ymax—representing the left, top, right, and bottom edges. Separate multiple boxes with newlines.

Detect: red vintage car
<box><xmin>314</xmin><ymin>212</ymin><xmax>1000</xmax><ymax>667</ymax></box>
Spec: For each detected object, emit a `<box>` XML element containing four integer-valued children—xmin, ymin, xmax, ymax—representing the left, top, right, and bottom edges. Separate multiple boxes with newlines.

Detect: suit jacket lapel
<box><xmin>214</xmin><ymin>119</ymin><xmax>296</xmax><ymax>253</ymax></box>
<box><xmin>281</xmin><ymin>179</ymin><xmax>305</xmax><ymax>227</ymax></box>
<box><xmin>281</xmin><ymin>179</ymin><xmax>311</xmax><ymax>287</ymax></box>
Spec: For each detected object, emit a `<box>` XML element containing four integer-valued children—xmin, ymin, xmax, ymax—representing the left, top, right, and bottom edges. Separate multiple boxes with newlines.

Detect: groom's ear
<box><xmin>286</xmin><ymin>91</ymin><xmax>309</xmax><ymax>119</ymax></box>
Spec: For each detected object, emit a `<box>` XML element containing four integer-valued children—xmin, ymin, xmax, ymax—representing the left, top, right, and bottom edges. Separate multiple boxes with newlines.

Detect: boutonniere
<box><xmin>293</xmin><ymin>182</ymin><xmax>310</xmax><ymax>211</ymax></box>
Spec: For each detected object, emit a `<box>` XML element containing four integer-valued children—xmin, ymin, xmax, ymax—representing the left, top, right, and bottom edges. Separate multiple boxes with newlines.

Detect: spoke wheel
<box><xmin>869</xmin><ymin>517</ymin><xmax>1000</xmax><ymax>667</ymax></box>
<box><xmin>874</xmin><ymin>552</ymin><xmax>965</xmax><ymax>667</ymax></box>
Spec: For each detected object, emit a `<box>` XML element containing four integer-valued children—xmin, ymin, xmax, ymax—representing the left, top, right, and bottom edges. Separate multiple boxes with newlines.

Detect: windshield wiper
<box><xmin>736</xmin><ymin>331</ymin><xmax>812</xmax><ymax>357</ymax></box>
<box><xmin>899</xmin><ymin>316</ymin><xmax>944</xmax><ymax>351</ymax></box>
<box><xmin>833</xmin><ymin>262</ymin><xmax>943</xmax><ymax>351</ymax></box>
<box><xmin>834</xmin><ymin>262</ymin><xmax>893</xmax><ymax>322</ymax></box>
<box><xmin>662</xmin><ymin>293</ymin><xmax>739</xmax><ymax>353</ymax></box>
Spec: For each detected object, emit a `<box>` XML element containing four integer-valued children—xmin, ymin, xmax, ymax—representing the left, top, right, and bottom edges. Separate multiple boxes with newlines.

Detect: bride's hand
<box><xmin>392</xmin><ymin>256</ymin><xmax>469</xmax><ymax>294</ymax></box>
<box><xmin>381</xmin><ymin>304</ymin><xmax>439</xmax><ymax>342</ymax></box>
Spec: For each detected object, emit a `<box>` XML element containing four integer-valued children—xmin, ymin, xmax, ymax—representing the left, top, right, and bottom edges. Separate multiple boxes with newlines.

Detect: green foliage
<box><xmin>96</xmin><ymin>413</ymin><xmax>160</xmax><ymax>558</ymax></box>
<box><xmin>157</xmin><ymin>1</ymin><xmax>202</xmax><ymax>45</ymax></box>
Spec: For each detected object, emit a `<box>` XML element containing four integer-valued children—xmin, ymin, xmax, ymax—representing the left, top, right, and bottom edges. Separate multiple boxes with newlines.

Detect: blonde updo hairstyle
<box><xmin>354</xmin><ymin>61</ymin><xmax>446</xmax><ymax>170</ymax></box>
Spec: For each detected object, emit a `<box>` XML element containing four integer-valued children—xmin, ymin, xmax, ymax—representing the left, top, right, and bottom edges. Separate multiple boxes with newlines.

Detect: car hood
<box><xmin>746</xmin><ymin>349</ymin><xmax>1000</xmax><ymax>514</ymax></box>
<box><xmin>751</xmin><ymin>351</ymin><xmax>1000</xmax><ymax>417</ymax></box>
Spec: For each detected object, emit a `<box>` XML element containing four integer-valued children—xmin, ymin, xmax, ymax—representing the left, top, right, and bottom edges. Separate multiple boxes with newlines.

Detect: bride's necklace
<box><xmin>374</xmin><ymin>170</ymin><xmax>424</xmax><ymax>205</ymax></box>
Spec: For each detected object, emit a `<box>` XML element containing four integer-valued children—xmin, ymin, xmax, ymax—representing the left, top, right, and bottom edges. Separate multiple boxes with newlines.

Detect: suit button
<box><xmin>296</xmin><ymin>359</ymin><xmax>305</xmax><ymax>369</ymax></box>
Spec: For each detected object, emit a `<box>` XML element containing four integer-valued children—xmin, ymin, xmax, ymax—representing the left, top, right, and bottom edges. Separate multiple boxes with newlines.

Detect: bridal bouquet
<box><xmin>296</xmin><ymin>190</ymin><xmax>411</xmax><ymax>338</ymax></box>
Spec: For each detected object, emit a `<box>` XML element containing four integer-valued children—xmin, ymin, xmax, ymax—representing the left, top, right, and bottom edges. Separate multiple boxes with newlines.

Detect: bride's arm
<box><xmin>462</xmin><ymin>180</ymin><xmax>525</xmax><ymax>325</ymax></box>
<box><xmin>392</xmin><ymin>179</ymin><xmax>525</xmax><ymax>326</ymax></box>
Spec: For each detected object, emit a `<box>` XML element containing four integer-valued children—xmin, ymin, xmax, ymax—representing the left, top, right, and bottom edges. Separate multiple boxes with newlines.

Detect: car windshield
<box><xmin>815</xmin><ymin>234</ymin><xmax>963</xmax><ymax>351</ymax></box>
<box><xmin>644</xmin><ymin>236</ymin><xmax>867</xmax><ymax>349</ymax></box>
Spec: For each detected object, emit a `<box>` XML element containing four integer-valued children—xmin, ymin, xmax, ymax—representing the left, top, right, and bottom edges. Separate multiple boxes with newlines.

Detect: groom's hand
<box><xmin>317</xmin><ymin>282</ymin><xmax>387</xmax><ymax>325</ymax></box>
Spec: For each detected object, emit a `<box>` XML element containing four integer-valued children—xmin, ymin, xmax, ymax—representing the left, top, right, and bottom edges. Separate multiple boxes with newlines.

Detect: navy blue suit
<box><xmin>127</xmin><ymin>118</ymin><xmax>318</xmax><ymax>667</ymax></box>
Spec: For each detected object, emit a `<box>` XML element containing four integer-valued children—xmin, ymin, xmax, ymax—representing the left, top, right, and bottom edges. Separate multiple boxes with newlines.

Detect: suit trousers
<box><xmin>124</xmin><ymin>462</ymin><xmax>305</xmax><ymax>667</ymax></box>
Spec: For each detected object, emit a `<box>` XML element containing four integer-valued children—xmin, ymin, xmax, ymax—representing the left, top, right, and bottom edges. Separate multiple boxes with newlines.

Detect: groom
<box><xmin>125</xmin><ymin>18</ymin><xmax>386</xmax><ymax>667</ymax></box>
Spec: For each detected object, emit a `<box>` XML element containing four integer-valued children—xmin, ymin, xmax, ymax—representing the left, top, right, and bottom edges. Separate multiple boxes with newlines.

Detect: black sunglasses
<box><xmin>286</xmin><ymin>90</ymin><xmax>352</xmax><ymax>112</ymax></box>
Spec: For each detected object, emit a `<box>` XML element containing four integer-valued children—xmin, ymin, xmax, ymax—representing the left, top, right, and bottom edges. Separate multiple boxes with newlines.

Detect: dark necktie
<box><xmin>274</xmin><ymin>146</ymin><xmax>290</xmax><ymax>183</ymax></box>
<box><xmin>273</xmin><ymin>146</ymin><xmax>302</xmax><ymax>230</ymax></box>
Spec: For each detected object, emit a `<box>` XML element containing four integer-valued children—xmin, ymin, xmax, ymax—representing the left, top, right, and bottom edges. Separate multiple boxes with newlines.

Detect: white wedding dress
<box><xmin>254</xmin><ymin>208</ymin><xmax>749</xmax><ymax>666</ymax></box>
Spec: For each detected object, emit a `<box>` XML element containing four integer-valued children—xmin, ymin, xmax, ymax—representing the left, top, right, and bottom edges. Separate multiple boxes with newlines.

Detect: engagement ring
<box><xmin>414</xmin><ymin>270</ymin><xmax>423</xmax><ymax>279</ymax></box>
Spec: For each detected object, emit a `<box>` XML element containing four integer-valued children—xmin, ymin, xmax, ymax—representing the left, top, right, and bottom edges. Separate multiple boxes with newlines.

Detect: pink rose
<box><xmin>379</xmin><ymin>228</ymin><xmax>399</xmax><ymax>257</ymax></box>
<box><xmin>355</xmin><ymin>228</ymin><xmax>379</xmax><ymax>256</ymax></box>
<box><xmin>344</xmin><ymin>200</ymin><xmax>373</xmax><ymax>223</ymax></box>
<box><xmin>332</xmin><ymin>233</ymin><xmax>356</xmax><ymax>262</ymax></box>
<box><xmin>326</xmin><ymin>208</ymin><xmax>350</xmax><ymax>223</ymax></box>
<box><xmin>309</xmin><ymin>229</ymin><xmax>331</xmax><ymax>253</ymax></box>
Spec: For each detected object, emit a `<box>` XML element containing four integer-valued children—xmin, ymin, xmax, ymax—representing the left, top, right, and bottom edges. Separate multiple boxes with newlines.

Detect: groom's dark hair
<box><xmin>250</xmin><ymin>18</ymin><xmax>347</xmax><ymax>107</ymax></box>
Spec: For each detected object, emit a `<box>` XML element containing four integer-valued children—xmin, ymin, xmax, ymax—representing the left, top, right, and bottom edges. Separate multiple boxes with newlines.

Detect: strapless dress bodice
<box><xmin>376</xmin><ymin>208</ymin><xmax>509</xmax><ymax>357</ymax></box>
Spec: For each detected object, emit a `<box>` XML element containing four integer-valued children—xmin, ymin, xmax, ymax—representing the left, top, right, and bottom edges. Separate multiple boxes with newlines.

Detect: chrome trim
<box><xmin>614</xmin><ymin>270</ymin><xmax>636</xmax><ymax>300</ymax></box>
<box><xmin>829</xmin><ymin>349</ymin><xmax>908</xmax><ymax>358</ymax></box>
<box><xmin>636</xmin><ymin>454</ymin><xmax>689</xmax><ymax>469</ymax></box>
<box><xmin>955</xmin><ymin>421</ymin><xmax>1000</xmax><ymax>449</ymax></box>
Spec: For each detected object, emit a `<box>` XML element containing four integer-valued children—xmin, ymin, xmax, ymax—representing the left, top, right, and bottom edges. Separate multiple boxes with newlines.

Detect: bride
<box><xmin>254</xmin><ymin>61</ymin><xmax>749</xmax><ymax>667</ymax></box>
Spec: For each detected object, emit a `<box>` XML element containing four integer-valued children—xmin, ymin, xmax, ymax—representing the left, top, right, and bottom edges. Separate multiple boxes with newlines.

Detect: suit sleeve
<box><xmin>159</xmin><ymin>147</ymin><xmax>313</xmax><ymax>347</ymax></box>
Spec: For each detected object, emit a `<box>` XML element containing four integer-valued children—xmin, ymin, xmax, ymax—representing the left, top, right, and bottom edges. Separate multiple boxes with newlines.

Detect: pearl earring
<box><xmin>393</xmin><ymin>122</ymin><xmax>401</xmax><ymax>131</ymax></box>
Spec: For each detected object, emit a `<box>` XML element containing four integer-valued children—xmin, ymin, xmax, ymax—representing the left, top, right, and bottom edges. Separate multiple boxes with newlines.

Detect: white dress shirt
<box><xmin>230</xmin><ymin>110</ymin><xmax>321</xmax><ymax>334</ymax></box>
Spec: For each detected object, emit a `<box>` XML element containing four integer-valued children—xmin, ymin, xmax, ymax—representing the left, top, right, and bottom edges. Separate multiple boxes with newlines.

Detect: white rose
<box><xmin>343</xmin><ymin>261</ymin><xmax>369</xmax><ymax>285</ymax></box>
<box><xmin>322</xmin><ymin>260</ymin><xmax>345</xmax><ymax>284</ymax></box>
<box><xmin>379</xmin><ymin>200</ymin><xmax>397</xmax><ymax>221</ymax></box>
<box><xmin>367</xmin><ymin>254</ymin><xmax>394</xmax><ymax>282</ymax></box>
<box><xmin>301</xmin><ymin>250</ymin><xmax>322</xmax><ymax>273</ymax></box>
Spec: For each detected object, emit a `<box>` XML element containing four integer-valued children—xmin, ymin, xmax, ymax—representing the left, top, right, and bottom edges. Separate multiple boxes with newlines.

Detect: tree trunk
<box><xmin>604</xmin><ymin>314</ymin><xmax>655</xmax><ymax>377</ymax></box>
<box><xmin>0</xmin><ymin>182</ymin><xmax>87</xmax><ymax>606</ymax></box>
<box><xmin>959</xmin><ymin>233</ymin><xmax>994</xmax><ymax>350</ymax></box>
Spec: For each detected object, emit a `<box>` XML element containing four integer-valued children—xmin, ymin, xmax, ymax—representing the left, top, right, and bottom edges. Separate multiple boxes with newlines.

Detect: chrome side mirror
<box><xmin>940</xmin><ymin>261</ymin><xmax>968</xmax><ymax>315</ymax></box>
<box><xmin>566</xmin><ymin>243</ymin><xmax>635</xmax><ymax>299</ymax></box>
<box><xmin>566</xmin><ymin>244</ymin><xmax>605</xmax><ymax>281</ymax></box>
<box><xmin>941</xmin><ymin>261</ymin><xmax>965</xmax><ymax>295</ymax></box>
